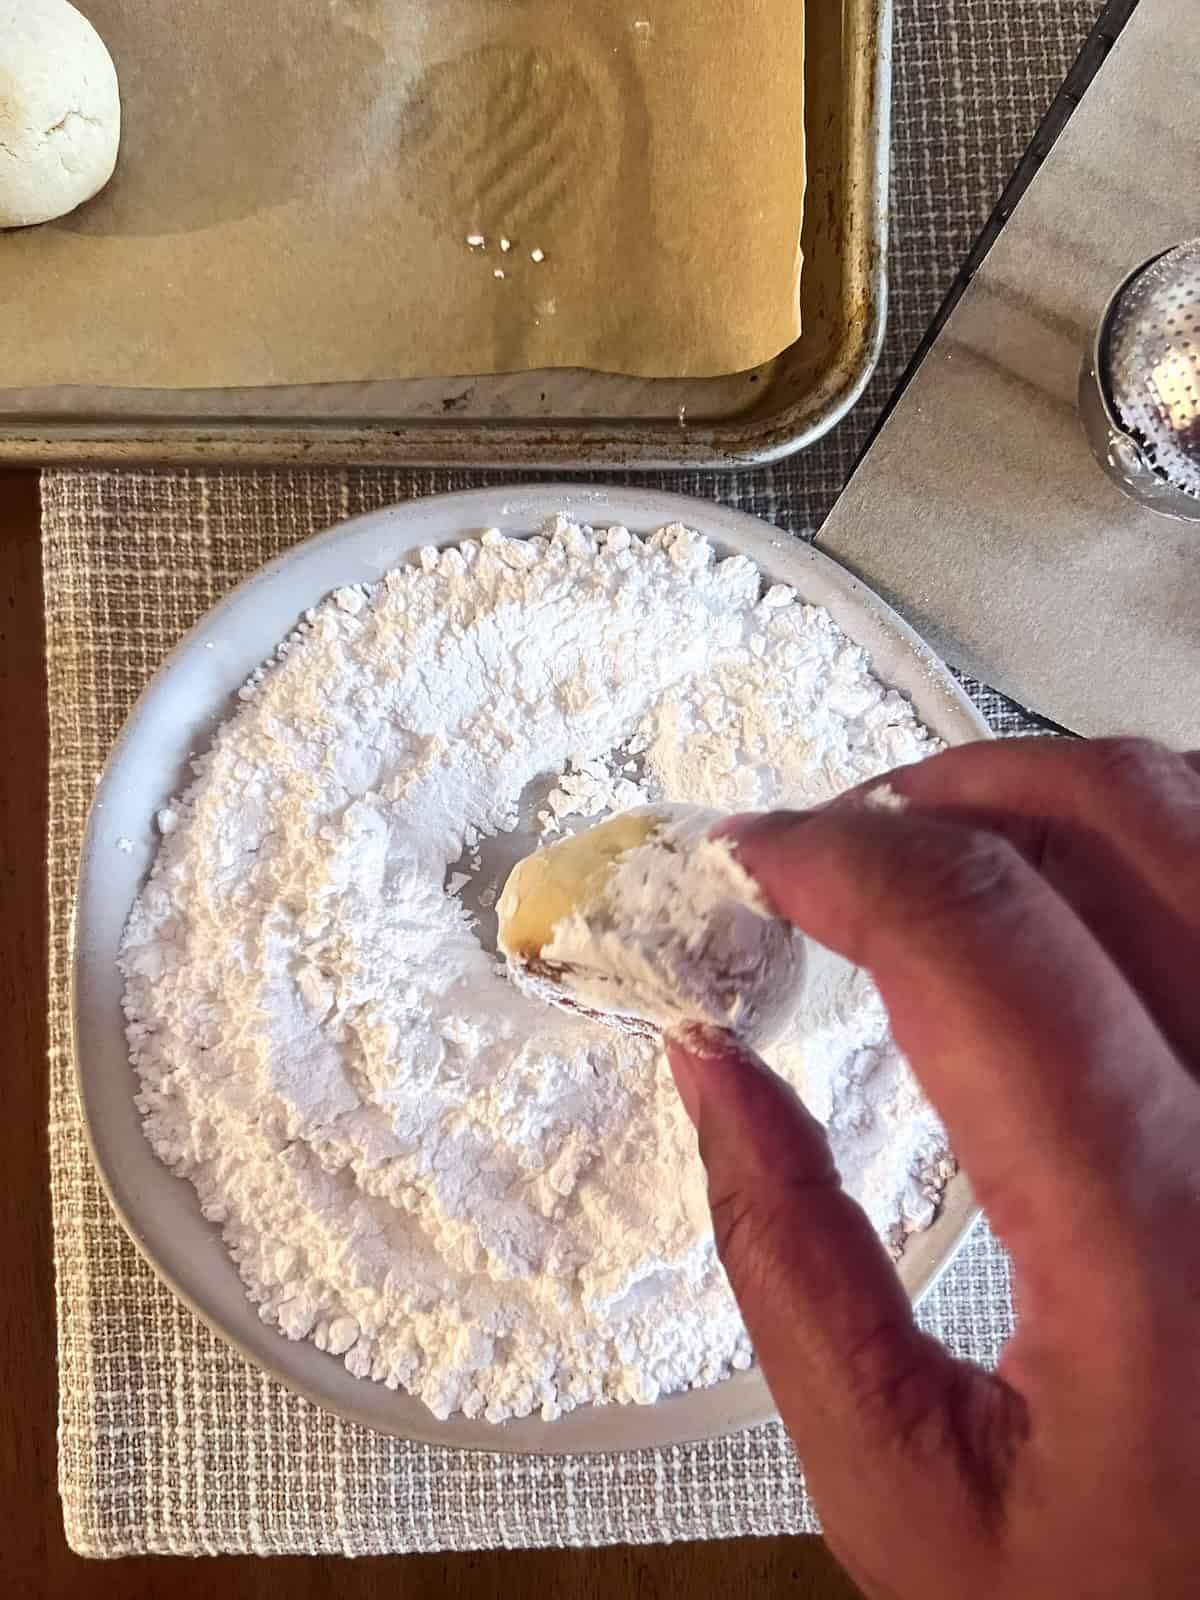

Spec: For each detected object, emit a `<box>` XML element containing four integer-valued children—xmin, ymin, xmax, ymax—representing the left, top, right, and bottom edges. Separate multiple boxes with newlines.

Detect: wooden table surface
<box><xmin>0</xmin><ymin>468</ymin><xmax>862</xmax><ymax>1598</ymax></box>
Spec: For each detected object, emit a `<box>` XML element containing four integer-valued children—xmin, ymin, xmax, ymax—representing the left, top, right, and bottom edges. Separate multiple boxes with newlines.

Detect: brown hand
<box><xmin>668</xmin><ymin>739</ymin><xmax>1200</xmax><ymax>1600</ymax></box>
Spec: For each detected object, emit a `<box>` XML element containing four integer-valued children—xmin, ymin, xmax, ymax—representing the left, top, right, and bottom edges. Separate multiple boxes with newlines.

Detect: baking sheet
<box><xmin>1</xmin><ymin>0</ymin><xmax>806</xmax><ymax>386</ymax></box>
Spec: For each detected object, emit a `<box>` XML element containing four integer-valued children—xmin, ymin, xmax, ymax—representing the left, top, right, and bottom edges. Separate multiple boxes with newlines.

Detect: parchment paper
<box><xmin>0</xmin><ymin>0</ymin><xmax>805</xmax><ymax>386</ymax></box>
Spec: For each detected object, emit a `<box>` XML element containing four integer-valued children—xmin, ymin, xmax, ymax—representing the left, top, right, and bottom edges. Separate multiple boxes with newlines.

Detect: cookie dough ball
<box><xmin>498</xmin><ymin>803</ymin><xmax>807</xmax><ymax>1044</ymax></box>
<box><xmin>0</xmin><ymin>0</ymin><xmax>121</xmax><ymax>228</ymax></box>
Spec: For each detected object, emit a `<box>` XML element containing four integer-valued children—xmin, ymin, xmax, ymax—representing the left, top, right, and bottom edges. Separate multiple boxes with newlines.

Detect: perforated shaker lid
<box><xmin>1105</xmin><ymin>238</ymin><xmax>1200</xmax><ymax>499</ymax></box>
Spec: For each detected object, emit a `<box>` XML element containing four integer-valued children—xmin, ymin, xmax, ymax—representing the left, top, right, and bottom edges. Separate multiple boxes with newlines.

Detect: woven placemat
<box><xmin>46</xmin><ymin>0</ymin><xmax>1103</xmax><ymax>1557</ymax></box>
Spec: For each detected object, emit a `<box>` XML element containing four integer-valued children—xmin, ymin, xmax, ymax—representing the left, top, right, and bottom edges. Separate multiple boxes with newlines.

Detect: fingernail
<box><xmin>671</xmin><ymin>1021</ymin><xmax>733</xmax><ymax>1058</ymax></box>
<box><xmin>667</xmin><ymin>1025</ymin><xmax>772</xmax><ymax>1080</ymax></box>
<box><xmin>667</xmin><ymin>1026</ymin><xmax>761</xmax><ymax>1127</ymax></box>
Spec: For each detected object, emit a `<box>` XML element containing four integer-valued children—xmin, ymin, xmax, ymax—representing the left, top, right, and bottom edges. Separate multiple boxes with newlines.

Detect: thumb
<box><xmin>667</xmin><ymin>1027</ymin><xmax>1022</xmax><ymax>1540</ymax></box>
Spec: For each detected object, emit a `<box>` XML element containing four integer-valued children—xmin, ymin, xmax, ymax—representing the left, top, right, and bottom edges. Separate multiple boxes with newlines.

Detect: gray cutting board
<box><xmin>818</xmin><ymin>0</ymin><xmax>1199</xmax><ymax>745</ymax></box>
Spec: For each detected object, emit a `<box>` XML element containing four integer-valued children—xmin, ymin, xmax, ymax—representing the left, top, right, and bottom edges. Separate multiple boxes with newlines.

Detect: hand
<box><xmin>668</xmin><ymin>738</ymin><xmax>1200</xmax><ymax>1600</ymax></box>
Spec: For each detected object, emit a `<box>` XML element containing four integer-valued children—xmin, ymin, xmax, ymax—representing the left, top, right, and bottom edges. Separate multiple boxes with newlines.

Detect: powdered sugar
<box><xmin>121</xmin><ymin>516</ymin><xmax>948</xmax><ymax>1424</ymax></box>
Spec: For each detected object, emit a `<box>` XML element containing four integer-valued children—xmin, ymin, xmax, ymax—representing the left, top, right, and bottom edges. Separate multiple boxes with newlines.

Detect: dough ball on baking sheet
<box><xmin>0</xmin><ymin>0</ymin><xmax>120</xmax><ymax>228</ymax></box>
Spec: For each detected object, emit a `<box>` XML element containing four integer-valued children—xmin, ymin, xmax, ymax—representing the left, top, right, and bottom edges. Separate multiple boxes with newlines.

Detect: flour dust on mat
<box><xmin>121</xmin><ymin>517</ymin><xmax>950</xmax><ymax>1424</ymax></box>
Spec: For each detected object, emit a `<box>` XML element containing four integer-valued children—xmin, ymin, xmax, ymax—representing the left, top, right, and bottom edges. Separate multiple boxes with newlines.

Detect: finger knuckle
<box><xmin>882</xmin><ymin>827</ymin><xmax>1029</xmax><ymax>929</ymax></box>
<box><xmin>1088</xmin><ymin>736</ymin><xmax>1183</xmax><ymax>795</ymax></box>
<box><xmin>708</xmin><ymin>1184</ymin><xmax>760</xmax><ymax>1267</ymax></box>
<box><xmin>706</xmin><ymin>1183</ymin><xmax>779</xmax><ymax>1306</ymax></box>
<box><xmin>707</xmin><ymin>1178</ymin><xmax>826</xmax><ymax>1304</ymax></box>
<box><xmin>844</xmin><ymin>1320</ymin><xmax>943</xmax><ymax>1434</ymax></box>
<box><xmin>709</xmin><ymin>1179</ymin><xmax>791</xmax><ymax>1256</ymax></box>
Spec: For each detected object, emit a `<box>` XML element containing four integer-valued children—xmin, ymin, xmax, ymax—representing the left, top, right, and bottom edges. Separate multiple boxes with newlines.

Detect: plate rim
<box><xmin>72</xmin><ymin>484</ymin><xmax>988</xmax><ymax>1454</ymax></box>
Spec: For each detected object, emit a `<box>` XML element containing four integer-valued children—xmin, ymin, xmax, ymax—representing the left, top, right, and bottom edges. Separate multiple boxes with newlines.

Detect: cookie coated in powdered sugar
<box><xmin>502</xmin><ymin>803</ymin><xmax>808</xmax><ymax>1045</ymax></box>
<box><xmin>121</xmin><ymin>515</ymin><xmax>949</xmax><ymax>1423</ymax></box>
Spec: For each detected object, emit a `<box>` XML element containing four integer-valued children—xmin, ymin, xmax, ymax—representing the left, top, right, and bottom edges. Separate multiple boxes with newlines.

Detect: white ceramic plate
<box><xmin>73</xmin><ymin>486</ymin><xmax>989</xmax><ymax>1454</ymax></box>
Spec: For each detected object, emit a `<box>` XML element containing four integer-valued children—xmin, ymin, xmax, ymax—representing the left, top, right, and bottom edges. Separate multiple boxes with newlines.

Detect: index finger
<box><xmin>853</xmin><ymin>738</ymin><xmax>1200</xmax><ymax>1069</ymax></box>
<box><xmin>718</xmin><ymin>808</ymin><xmax>1200</xmax><ymax>1281</ymax></box>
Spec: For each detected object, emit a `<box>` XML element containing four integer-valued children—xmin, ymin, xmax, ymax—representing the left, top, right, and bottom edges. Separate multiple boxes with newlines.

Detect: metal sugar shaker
<box><xmin>1078</xmin><ymin>238</ymin><xmax>1200</xmax><ymax>522</ymax></box>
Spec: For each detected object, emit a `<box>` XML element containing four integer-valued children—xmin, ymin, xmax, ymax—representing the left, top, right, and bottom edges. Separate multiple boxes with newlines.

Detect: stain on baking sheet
<box><xmin>401</xmin><ymin>45</ymin><xmax>614</xmax><ymax>231</ymax></box>
<box><xmin>398</xmin><ymin>35</ymin><xmax>665</xmax><ymax>373</ymax></box>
